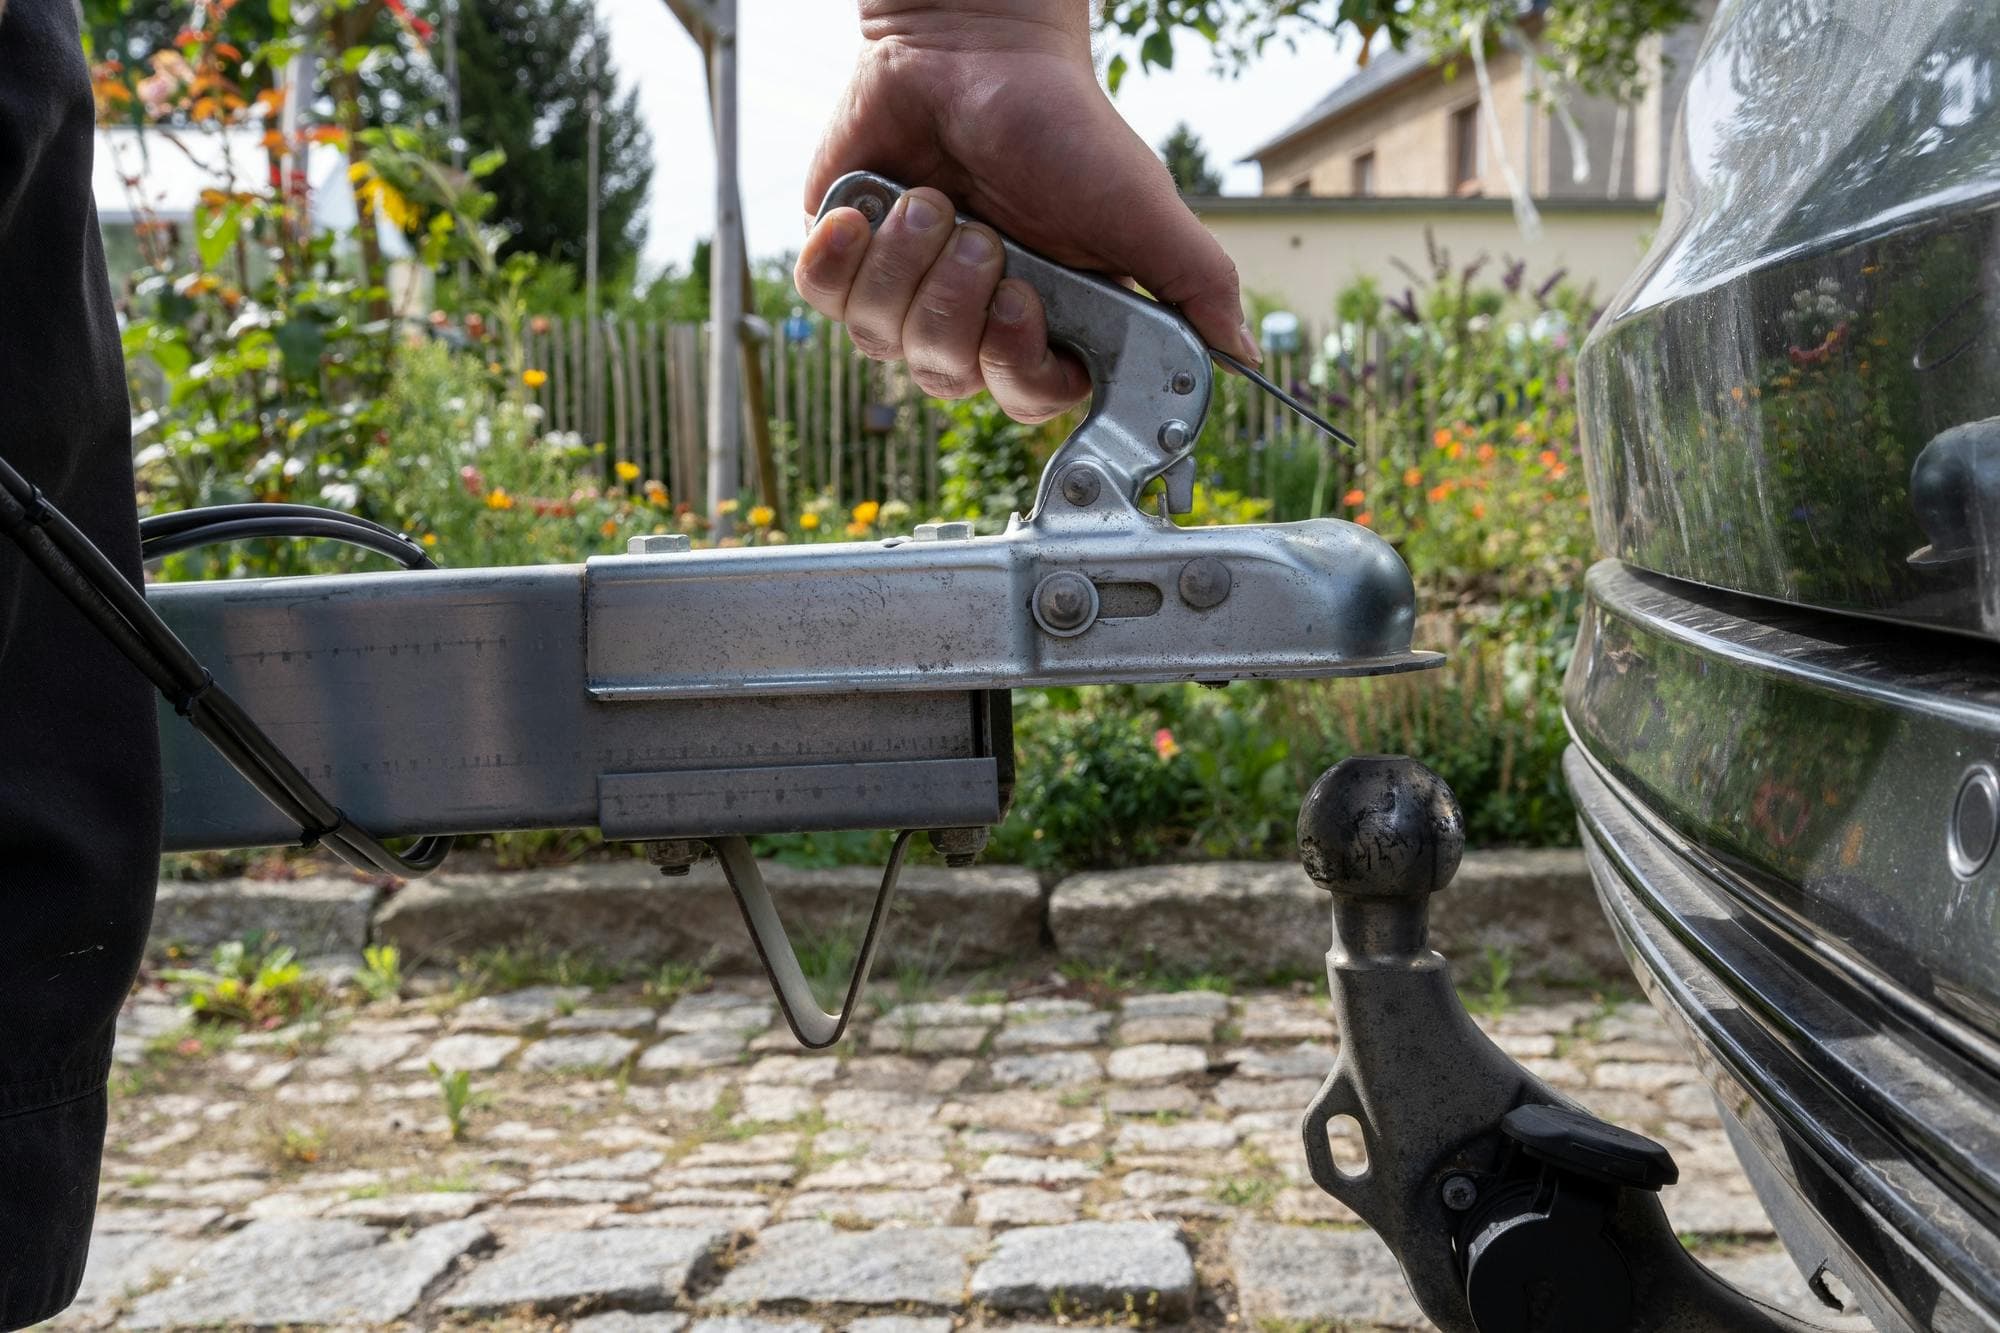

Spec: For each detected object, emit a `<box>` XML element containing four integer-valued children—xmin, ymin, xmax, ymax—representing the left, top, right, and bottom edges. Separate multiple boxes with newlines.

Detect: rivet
<box><xmin>1059</xmin><ymin>465</ymin><xmax>1102</xmax><ymax>507</ymax></box>
<box><xmin>1441</xmin><ymin>1174</ymin><xmax>1478</xmax><ymax>1212</ymax></box>
<box><xmin>1178</xmin><ymin>556</ymin><xmax>1232</xmax><ymax>610</ymax></box>
<box><xmin>1159</xmin><ymin>420</ymin><xmax>1191</xmax><ymax>452</ymax></box>
<box><xmin>1171</xmin><ymin>370</ymin><xmax>1197</xmax><ymax>395</ymax></box>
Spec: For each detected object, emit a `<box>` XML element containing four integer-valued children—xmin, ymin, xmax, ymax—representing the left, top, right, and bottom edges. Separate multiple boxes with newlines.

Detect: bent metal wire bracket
<box><xmin>710</xmin><ymin>831</ymin><xmax>914</xmax><ymax>1049</ymax></box>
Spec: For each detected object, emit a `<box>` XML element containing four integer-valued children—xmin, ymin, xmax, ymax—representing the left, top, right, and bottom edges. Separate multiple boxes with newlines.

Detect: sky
<box><xmin>593</xmin><ymin>0</ymin><xmax>1362</xmax><ymax>275</ymax></box>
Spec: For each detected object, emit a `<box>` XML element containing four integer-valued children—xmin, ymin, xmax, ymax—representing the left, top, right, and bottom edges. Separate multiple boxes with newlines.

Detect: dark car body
<box><xmin>1564</xmin><ymin>2</ymin><xmax>2000</xmax><ymax>1329</ymax></box>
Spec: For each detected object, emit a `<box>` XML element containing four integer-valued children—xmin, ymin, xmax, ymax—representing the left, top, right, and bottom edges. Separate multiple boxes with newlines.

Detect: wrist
<box><xmin>857</xmin><ymin>0</ymin><xmax>1091</xmax><ymax>57</ymax></box>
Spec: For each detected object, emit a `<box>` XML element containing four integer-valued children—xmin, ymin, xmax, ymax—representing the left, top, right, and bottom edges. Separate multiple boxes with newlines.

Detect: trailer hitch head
<box><xmin>1296</xmin><ymin>755</ymin><xmax>1840</xmax><ymax>1333</ymax></box>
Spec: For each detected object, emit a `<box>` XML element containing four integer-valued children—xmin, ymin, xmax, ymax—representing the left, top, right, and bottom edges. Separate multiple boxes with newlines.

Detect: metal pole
<box><xmin>705</xmin><ymin>0</ymin><xmax>742</xmax><ymax>535</ymax></box>
<box><xmin>585</xmin><ymin>40</ymin><xmax>602</xmax><ymax>446</ymax></box>
<box><xmin>443</xmin><ymin>0</ymin><xmax>467</xmax><ymax>294</ymax></box>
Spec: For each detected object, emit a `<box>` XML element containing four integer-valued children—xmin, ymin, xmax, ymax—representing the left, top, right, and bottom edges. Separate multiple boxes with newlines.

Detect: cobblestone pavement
<box><xmin>60</xmin><ymin>974</ymin><xmax>1852</xmax><ymax>1331</ymax></box>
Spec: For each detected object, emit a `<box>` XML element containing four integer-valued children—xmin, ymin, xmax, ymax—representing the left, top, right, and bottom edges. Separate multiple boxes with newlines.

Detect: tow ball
<box><xmin>1294</xmin><ymin>754</ymin><xmax>1836</xmax><ymax>1333</ymax></box>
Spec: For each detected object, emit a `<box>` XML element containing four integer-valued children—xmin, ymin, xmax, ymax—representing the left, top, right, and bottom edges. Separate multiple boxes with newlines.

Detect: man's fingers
<box><xmin>902</xmin><ymin>224</ymin><xmax>1006</xmax><ymax>399</ymax></box>
<box><xmin>979</xmin><ymin>279</ymin><xmax>1090</xmax><ymax>424</ymax></box>
<box><xmin>1094</xmin><ymin>169</ymin><xmax>1258</xmax><ymax>365</ymax></box>
<box><xmin>842</xmin><ymin>187</ymin><xmax>955</xmax><ymax>360</ymax></box>
<box><xmin>792</xmin><ymin>207</ymin><xmax>872</xmax><ymax>323</ymax></box>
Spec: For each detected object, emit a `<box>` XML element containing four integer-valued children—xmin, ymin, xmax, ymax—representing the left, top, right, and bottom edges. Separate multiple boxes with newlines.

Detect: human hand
<box><xmin>794</xmin><ymin>1</ymin><xmax>1257</xmax><ymax>423</ymax></box>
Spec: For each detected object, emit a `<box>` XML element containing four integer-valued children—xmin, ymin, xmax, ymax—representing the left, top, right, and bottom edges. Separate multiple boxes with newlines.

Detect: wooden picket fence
<box><xmin>518</xmin><ymin>314</ymin><xmax>1430</xmax><ymax>519</ymax></box>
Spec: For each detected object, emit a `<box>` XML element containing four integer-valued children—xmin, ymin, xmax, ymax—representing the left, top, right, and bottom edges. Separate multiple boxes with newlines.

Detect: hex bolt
<box><xmin>1441</xmin><ymin>1174</ymin><xmax>1479</xmax><ymax>1212</ymax></box>
<box><xmin>1159</xmin><ymin>420</ymin><xmax>1191</xmax><ymax>452</ymax></box>
<box><xmin>646</xmin><ymin>837</ymin><xmax>708</xmax><ymax>877</ymax></box>
<box><xmin>1178</xmin><ymin>556</ymin><xmax>1232</xmax><ymax>610</ymax></box>
<box><xmin>928</xmin><ymin>826</ymin><xmax>989</xmax><ymax>868</ymax></box>
<box><xmin>1033</xmin><ymin>571</ymin><xmax>1099</xmax><ymax>637</ymax></box>
<box><xmin>1059</xmin><ymin>465</ymin><xmax>1102</xmax><ymax>508</ymax></box>
<box><xmin>1171</xmin><ymin>370</ymin><xmax>1197</xmax><ymax>395</ymax></box>
<box><xmin>627</xmin><ymin>533</ymin><xmax>692</xmax><ymax>555</ymax></box>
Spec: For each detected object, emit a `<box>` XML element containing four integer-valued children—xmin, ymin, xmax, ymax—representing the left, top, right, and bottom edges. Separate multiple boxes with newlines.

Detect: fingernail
<box><xmin>1237</xmin><ymin>323</ymin><xmax>1263</xmax><ymax>365</ymax></box>
<box><xmin>953</xmin><ymin>226</ymin><xmax>995</xmax><ymax>264</ymax></box>
<box><xmin>993</xmin><ymin>283</ymin><xmax>1027</xmax><ymax>322</ymax></box>
<box><xmin>825</xmin><ymin>214</ymin><xmax>862</xmax><ymax>254</ymax></box>
<box><xmin>903</xmin><ymin>195</ymin><xmax>941</xmax><ymax>231</ymax></box>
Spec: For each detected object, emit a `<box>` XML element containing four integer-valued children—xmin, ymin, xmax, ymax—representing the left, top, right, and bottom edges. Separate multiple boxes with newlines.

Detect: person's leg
<box><xmin>0</xmin><ymin>0</ymin><xmax>164</xmax><ymax>1325</ymax></box>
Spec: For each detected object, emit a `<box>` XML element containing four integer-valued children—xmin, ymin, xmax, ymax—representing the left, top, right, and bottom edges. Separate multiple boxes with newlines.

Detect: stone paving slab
<box><xmin>970</xmin><ymin>1220</ymin><xmax>1195</xmax><ymax>1319</ymax></box>
<box><xmin>124</xmin><ymin>1218</ymin><xmax>489</xmax><ymax>1328</ymax></box>
<box><xmin>71</xmin><ymin>974</ymin><xmax>1831</xmax><ymax>1332</ymax></box>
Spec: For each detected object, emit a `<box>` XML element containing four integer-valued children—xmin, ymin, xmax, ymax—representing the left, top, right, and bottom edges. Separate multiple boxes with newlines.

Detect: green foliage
<box><xmin>357</xmin><ymin>945</ymin><xmax>403</xmax><ymax>1002</ymax></box>
<box><xmin>429</xmin><ymin>1062</ymin><xmax>485</xmax><ymax>1141</ymax></box>
<box><xmin>1158</xmin><ymin>121</ymin><xmax>1223</xmax><ymax>195</ymax></box>
<box><xmin>162</xmin><ymin>935</ymin><xmax>324</xmax><ymax>1028</ymax></box>
<box><xmin>1471</xmin><ymin>945</ymin><xmax>1516</xmax><ymax>1019</ymax></box>
<box><xmin>361</xmin><ymin>340</ymin><xmax>662</xmax><ymax>566</ymax></box>
<box><xmin>454</xmin><ymin>944</ymin><xmax>622</xmax><ymax>995</ymax></box>
<box><xmin>1096</xmin><ymin>0</ymin><xmax>1697</xmax><ymax>102</ymax></box>
<box><xmin>642</xmin><ymin>961</ymin><xmax>712</xmax><ymax>1006</ymax></box>
<box><xmin>935</xmin><ymin>397</ymin><xmax>1063</xmax><ymax>527</ymax></box>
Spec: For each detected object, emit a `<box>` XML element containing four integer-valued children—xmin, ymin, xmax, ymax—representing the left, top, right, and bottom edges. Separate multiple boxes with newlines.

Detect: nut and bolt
<box><xmin>1059</xmin><ymin>465</ymin><xmax>1102</xmax><ymax>508</ymax></box>
<box><xmin>646</xmin><ymin>838</ymin><xmax>709</xmax><ymax>877</ymax></box>
<box><xmin>928</xmin><ymin>826</ymin><xmax>989</xmax><ymax>868</ymax></box>
<box><xmin>914</xmin><ymin>521</ymin><xmax>976</xmax><ymax>541</ymax></box>
<box><xmin>627</xmin><ymin>533</ymin><xmax>692</xmax><ymax>555</ymax></box>
<box><xmin>1177</xmin><ymin>556</ymin><xmax>1232</xmax><ymax>610</ymax></box>
<box><xmin>1032</xmin><ymin>570</ymin><xmax>1099</xmax><ymax>637</ymax></box>
<box><xmin>1441</xmin><ymin>1174</ymin><xmax>1479</xmax><ymax>1212</ymax></box>
<box><xmin>1171</xmin><ymin>370</ymin><xmax>1197</xmax><ymax>395</ymax></box>
<box><xmin>1158</xmin><ymin>420</ymin><xmax>1191</xmax><ymax>452</ymax></box>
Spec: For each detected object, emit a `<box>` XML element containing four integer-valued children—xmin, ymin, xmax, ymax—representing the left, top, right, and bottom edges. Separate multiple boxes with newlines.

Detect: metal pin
<box><xmin>1209</xmin><ymin>346</ymin><xmax>1360</xmax><ymax>451</ymax></box>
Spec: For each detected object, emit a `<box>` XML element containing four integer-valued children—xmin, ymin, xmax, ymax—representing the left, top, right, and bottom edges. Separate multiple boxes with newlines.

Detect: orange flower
<box><xmin>1539</xmin><ymin>450</ymin><xmax>1559</xmax><ymax>468</ymax></box>
<box><xmin>1341</xmin><ymin>488</ymin><xmax>1366</xmax><ymax>507</ymax></box>
<box><xmin>1427</xmin><ymin>484</ymin><xmax>1451</xmax><ymax>503</ymax></box>
<box><xmin>1355</xmin><ymin>511</ymin><xmax>1373</xmax><ymax>528</ymax></box>
<box><xmin>1513</xmin><ymin>420</ymin><xmax>1535</xmax><ymax>440</ymax></box>
<box><xmin>1729</xmin><ymin>385</ymin><xmax>1745</xmax><ymax>403</ymax></box>
<box><xmin>1432</xmin><ymin>428</ymin><xmax>1452</xmax><ymax>449</ymax></box>
<box><xmin>1446</xmin><ymin>442</ymin><xmax>1463</xmax><ymax>460</ymax></box>
<box><xmin>1153</xmin><ymin>728</ymin><xmax>1180</xmax><ymax>761</ymax></box>
<box><xmin>1476</xmin><ymin>444</ymin><xmax>1495</xmax><ymax>463</ymax></box>
<box><xmin>485</xmin><ymin>488</ymin><xmax>514</xmax><ymax>511</ymax></box>
<box><xmin>1471</xmin><ymin>501</ymin><xmax>1486</xmax><ymax>519</ymax></box>
<box><xmin>1403</xmin><ymin>467</ymin><xmax>1422</xmax><ymax>488</ymax></box>
<box><xmin>1551</xmin><ymin>462</ymin><xmax>1568</xmax><ymax>479</ymax></box>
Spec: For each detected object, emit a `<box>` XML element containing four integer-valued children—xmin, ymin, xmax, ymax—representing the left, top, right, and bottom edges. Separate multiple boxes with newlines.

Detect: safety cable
<box><xmin>0</xmin><ymin>454</ymin><xmax>450</xmax><ymax>878</ymax></box>
<box><xmin>139</xmin><ymin>503</ymin><xmax>438</xmax><ymax>570</ymax></box>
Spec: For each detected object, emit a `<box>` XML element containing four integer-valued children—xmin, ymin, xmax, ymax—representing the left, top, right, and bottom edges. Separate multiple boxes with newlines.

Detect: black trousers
<box><xmin>0</xmin><ymin>0</ymin><xmax>164</xmax><ymax>1324</ymax></box>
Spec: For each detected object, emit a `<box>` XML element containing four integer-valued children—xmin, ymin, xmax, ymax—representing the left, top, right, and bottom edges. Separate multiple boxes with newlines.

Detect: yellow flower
<box><xmin>614</xmin><ymin>460</ymin><xmax>640</xmax><ymax>483</ymax></box>
<box><xmin>764</xmin><ymin>530</ymin><xmax>790</xmax><ymax>545</ymax></box>
<box><xmin>643</xmin><ymin>480</ymin><xmax>668</xmax><ymax>505</ymax></box>
<box><xmin>485</xmin><ymin>488</ymin><xmax>515</xmax><ymax>511</ymax></box>
<box><xmin>845</xmin><ymin>520</ymin><xmax>869</xmax><ymax>537</ymax></box>
<box><xmin>799</xmin><ymin>512</ymin><xmax>821</xmax><ymax>531</ymax></box>
<box><xmin>420</xmin><ymin>533</ymin><xmax>438</xmax><ymax>547</ymax></box>
<box><xmin>748</xmin><ymin>504</ymin><xmax>776</xmax><ymax>527</ymax></box>
<box><xmin>851</xmin><ymin>499</ymin><xmax>881</xmax><ymax>525</ymax></box>
<box><xmin>522</xmin><ymin>368</ymin><xmax>548</xmax><ymax>389</ymax></box>
<box><xmin>717</xmin><ymin>498</ymin><xmax>740</xmax><ymax>515</ymax></box>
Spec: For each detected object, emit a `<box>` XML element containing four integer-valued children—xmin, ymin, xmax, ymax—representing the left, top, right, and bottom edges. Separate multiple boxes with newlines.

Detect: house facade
<box><xmin>1202</xmin><ymin>13</ymin><xmax>1713</xmax><ymax>318</ymax></box>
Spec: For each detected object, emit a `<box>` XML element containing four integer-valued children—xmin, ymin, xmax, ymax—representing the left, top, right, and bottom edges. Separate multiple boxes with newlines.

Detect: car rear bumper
<box><xmin>1565</xmin><ymin>561</ymin><xmax>2000</xmax><ymax>1332</ymax></box>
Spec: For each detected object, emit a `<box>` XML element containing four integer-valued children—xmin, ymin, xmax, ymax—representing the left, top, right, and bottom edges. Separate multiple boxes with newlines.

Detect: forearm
<box><xmin>857</xmin><ymin>0</ymin><xmax>1090</xmax><ymax>55</ymax></box>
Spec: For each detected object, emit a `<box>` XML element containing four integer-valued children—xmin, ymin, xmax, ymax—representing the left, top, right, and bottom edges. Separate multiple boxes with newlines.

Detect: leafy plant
<box><xmin>162</xmin><ymin>936</ymin><xmax>323</xmax><ymax>1028</ymax></box>
<box><xmin>357</xmin><ymin>945</ymin><xmax>403</xmax><ymax>1003</ymax></box>
<box><xmin>429</xmin><ymin>1062</ymin><xmax>486</xmax><ymax>1142</ymax></box>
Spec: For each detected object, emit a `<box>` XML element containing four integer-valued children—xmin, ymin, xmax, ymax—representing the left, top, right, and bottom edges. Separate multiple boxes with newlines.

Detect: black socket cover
<box><xmin>1502</xmin><ymin>1103</ymin><xmax>1679</xmax><ymax>1192</ymax></box>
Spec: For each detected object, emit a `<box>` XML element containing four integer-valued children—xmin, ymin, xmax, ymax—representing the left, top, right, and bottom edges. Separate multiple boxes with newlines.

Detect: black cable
<box><xmin>0</xmin><ymin>457</ymin><xmax>450</xmax><ymax>878</ymax></box>
<box><xmin>143</xmin><ymin>514</ymin><xmax>437</xmax><ymax>569</ymax></box>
